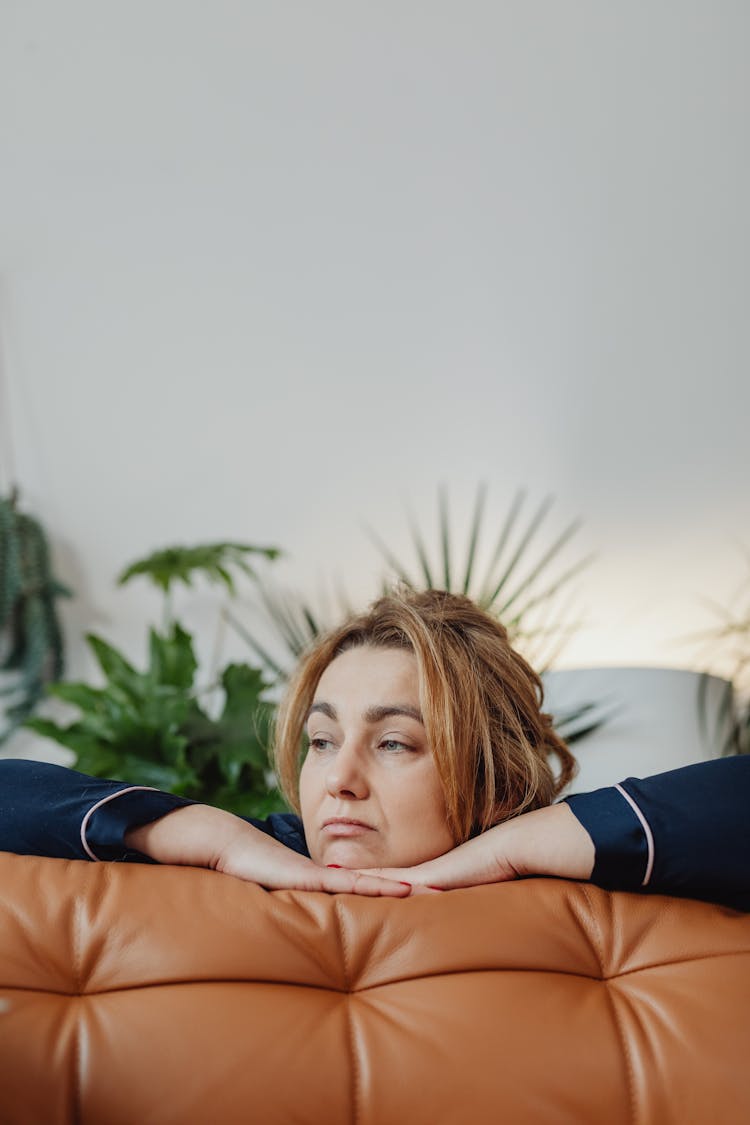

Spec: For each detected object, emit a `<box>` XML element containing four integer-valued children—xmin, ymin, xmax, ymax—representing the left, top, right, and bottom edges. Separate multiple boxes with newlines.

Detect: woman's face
<box><xmin>299</xmin><ymin>645</ymin><xmax>455</xmax><ymax>869</ymax></box>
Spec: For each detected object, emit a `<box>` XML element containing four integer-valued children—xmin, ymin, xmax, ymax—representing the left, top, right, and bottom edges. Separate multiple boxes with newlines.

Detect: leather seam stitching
<box><xmin>72</xmin><ymin>896</ymin><xmax>83</xmax><ymax>1125</ymax></box>
<box><xmin>603</xmin><ymin>986</ymin><xmax>639</xmax><ymax>1125</ymax></box>
<box><xmin>580</xmin><ymin>885</ymin><xmax>638</xmax><ymax>1125</ymax></box>
<box><xmin>334</xmin><ymin>899</ymin><xmax>359</xmax><ymax>1125</ymax></box>
<box><xmin>5</xmin><ymin>947</ymin><xmax>747</xmax><ymax>999</ymax></box>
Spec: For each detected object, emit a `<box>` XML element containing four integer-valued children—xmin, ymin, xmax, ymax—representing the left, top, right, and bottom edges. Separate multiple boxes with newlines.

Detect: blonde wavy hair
<box><xmin>273</xmin><ymin>588</ymin><xmax>577</xmax><ymax>844</ymax></box>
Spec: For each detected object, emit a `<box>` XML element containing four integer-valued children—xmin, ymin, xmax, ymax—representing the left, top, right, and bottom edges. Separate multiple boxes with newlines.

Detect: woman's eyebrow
<box><xmin>307</xmin><ymin>701</ymin><xmax>337</xmax><ymax>721</ymax></box>
<box><xmin>306</xmin><ymin>702</ymin><xmax>423</xmax><ymax>725</ymax></box>
<box><xmin>363</xmin><ymin>704</ymin><xmax>424</xmax><ymax>725</ymax></box>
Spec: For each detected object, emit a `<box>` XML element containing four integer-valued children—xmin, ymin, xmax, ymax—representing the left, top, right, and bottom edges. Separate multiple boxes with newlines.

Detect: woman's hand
<box><xmin>125</xmin><ymin>805</ymin><xmax>414</xmax><ymax>897</ymax></box>
<box><xmin>355</xmin><ymin>803</ymin><xmax>596</xmax><ymax>891</ymax></box>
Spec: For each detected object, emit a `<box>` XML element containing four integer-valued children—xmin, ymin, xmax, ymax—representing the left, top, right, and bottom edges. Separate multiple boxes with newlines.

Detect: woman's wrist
<box><xmin>124</xmin><ymin>803</ymin><xmax>254</xmax><ymax>869</ymax></box>
<box><xmin>499</xmin><ymin>802</ymin><xmax>595</xmax><ymax>881</ymax></box>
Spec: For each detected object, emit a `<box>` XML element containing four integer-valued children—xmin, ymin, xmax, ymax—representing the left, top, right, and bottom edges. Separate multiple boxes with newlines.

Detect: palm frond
<box><xmin>232</xmin><ymin>582</ymin><xmax>355</xmax><ymax>682</ymax></box>
<box><xmin>222</xmin><ymin>609</ymin><xmax>287</xmax><ymax>682</ymax></box>
<box><xmin>438</xmin><ymin>485</ymin><xmax>451</xmax><ymax>591</ymax></box>
<box><xmin>551</xmin><ymin>699</ymin><xmax>616</xmax><ymax>746</ymax></box>
<box><xmin>481</xmin><ymin>494</ymin><xmax>555</xmax><ymax>609</ymax></box>
<box><xmin>407</xmin><ymin>510</ymin><xmax>436</xmax><ymax>589</ymax></box>
<box><xmin>370</xmin><ymin>485</ymin><xmax>591</xmax><ymax>670</ymax></box>
<box><xmin>495</xmin><ymin>519</ymin><xmax>583</xmax><ymax>618</ymax></box>
<box><xmin>461</xmin><ymin>483</ymin><xmax>486</xmax><ymax>595</ymax></box>
<box><xmin>503</xmin><ymin>552</ymin><xmax>597</xmax><ymax>628</ymax></box>
<box><xmin>477</xmin><ymin>488</ymin><xmax>525</xmax><ymax>604</ymax></box>
<box><xmin>363</xmin><ymin>526</ymin><xmax>417</xmax><ymax>589</ymax></box>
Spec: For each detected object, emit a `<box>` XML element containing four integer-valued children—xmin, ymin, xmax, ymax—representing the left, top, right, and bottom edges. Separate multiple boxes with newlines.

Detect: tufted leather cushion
<box><xmin>1</xmin><ymin>852</ymin><xmax>749</xmax><ymax>1124</ymax></box>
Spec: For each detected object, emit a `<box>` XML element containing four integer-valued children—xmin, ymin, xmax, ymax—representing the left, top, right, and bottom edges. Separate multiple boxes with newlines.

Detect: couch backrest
<box><xmin>1</xmin><ymin>853</ymin><xmax>749</xmax><ymax>1125</ymax></box>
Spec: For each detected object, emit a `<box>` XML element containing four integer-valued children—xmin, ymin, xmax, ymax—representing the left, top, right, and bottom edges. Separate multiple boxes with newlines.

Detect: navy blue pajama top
<box><xmin>1</xmin><ymin>756</ymin><xmax>748</xmax><ymax>911</ymax></box>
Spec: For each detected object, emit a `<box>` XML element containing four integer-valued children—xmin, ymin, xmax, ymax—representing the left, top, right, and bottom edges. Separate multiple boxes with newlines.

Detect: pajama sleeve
<box><xmin>563</xmin><ymin>756</ymin><xmax>750</xmax><ymax>911</ymax></box>
<box><xmin>0</xmin><ymin>758</ymin><xmax>197</xmax><ymax>862</ymax></box>
<box><xmin>0</xmin><ymin>758</ymin><xmax>308</xmax><ymax>861</ymax></box>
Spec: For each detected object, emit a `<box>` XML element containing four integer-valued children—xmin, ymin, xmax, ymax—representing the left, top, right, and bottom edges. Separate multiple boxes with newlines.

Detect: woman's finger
<box><xmin>318</xmin><ymin>867</ymin><xmax>414</xmax><ymax>896</ymax></box>
<box><xmin>356</xmin><ymin>864</ymin><xmax>442</xmax><ymax>887</ymax></box>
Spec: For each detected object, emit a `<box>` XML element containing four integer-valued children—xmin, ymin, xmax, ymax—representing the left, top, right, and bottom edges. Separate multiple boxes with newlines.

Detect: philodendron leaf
<box><xmin>86</xmin><ymin>634</ymin><xmax>142</xmax><ymax>696</ymax></box>
<box><xmin>209</xmin><ymin>785</ymin><xmax>289</xmax><ymax>819</ymax></box>
<box><xmin>43</xmin><ymin>681</ymin><xmax>139</xmax><ymax>743</ymax></box>
<box><xmin>117</xmin><ymin>542</ymin><xmax>281</xmax><ymax>596</ymax></box>
<box><xmin>113</xmin><ymin>753</ymin><xmax>198</xmax><ymax>793</ymax></box>
<box><xmin>220</xmin><ymin>663</ymin><xmax>269</xmax><ymax>724</ymax></box>
<box><xmin>175</xmin><ymin>662</ymin><xmax>275</xmax><ymax>792</ymax></box>
<box><xmin>148</xmin><ymin>625</ymin><xmax>198</xmax><ymax>691</ymax></box>
<box><xmin>214</xmin><ymin>663</ymin><xmax>275</xmax><ymax>782</ymax></box>
<box><xmin>135</xmin><ymin>685</ymin><xmax>194</xmax><ymax>737</ymax></box>
<box><xmin>46</xmin><ymin>681</ymin><xmax>112</xmax><ymax>715</ymax></box>
<box><xmin>24</xmin><ymin>718</ymin><xmax>106</xmax><ymax>761</ymax></box>
<box><xmin>24</xmin><ymin>600</ymin><xmax>283</xmax><ymax>810</ymax></box>
<box><xmin>49</xmin><ymin>679</ymin><xmax>140</xmax><ymax>722</ymax></box>
<box><xmin>63</xmin><ymin>743</ymin><xmax>124</xmax><ymax>779</ymax></box>
<box><xmin>216</xmin><ymin>741</ymin><xmax>254</xmax><ymax>787</ymax></box>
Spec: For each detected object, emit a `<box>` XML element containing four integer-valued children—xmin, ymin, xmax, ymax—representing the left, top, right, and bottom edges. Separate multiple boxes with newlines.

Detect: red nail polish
<box><xmin>427</xmin><ymin>886</ymin><xmax>442</xmax><ymax>891</ymax></box>
<box><xmin>327</xmin><ymin>864</ymin><xmax>343</xmax><ymax>869</ymax></box>
<box><xmin>399</xmin><ymin>881</ymin><xmax>412</xmax><ymax>888</ymax></box>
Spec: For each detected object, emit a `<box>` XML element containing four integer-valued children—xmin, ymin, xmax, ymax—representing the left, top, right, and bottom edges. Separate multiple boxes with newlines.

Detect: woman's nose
<box><xmin>324</xmin><ymin>742</ymin><xmax>369</xmax><ymax>800</ymax></box>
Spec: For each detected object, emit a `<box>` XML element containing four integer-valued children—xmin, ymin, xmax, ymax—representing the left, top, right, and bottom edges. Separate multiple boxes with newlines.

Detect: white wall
<box><xmin>1</xmin><ymin>2</ymin><xmax>749</xmax><ymax>732</ymax></box>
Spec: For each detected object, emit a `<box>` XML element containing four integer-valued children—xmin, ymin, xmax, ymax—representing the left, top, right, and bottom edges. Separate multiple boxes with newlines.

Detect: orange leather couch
<box><xmin>1</xmin><ymin>851</ymin><xmax>749</xmax><ymax>1125</ymax></box>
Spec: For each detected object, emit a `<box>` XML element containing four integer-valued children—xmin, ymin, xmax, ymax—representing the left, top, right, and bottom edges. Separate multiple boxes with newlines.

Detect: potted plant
<box><xmin>25</xmin><ymin>541</ymin><xmax>288</xmax><ymax>818</ymax></box>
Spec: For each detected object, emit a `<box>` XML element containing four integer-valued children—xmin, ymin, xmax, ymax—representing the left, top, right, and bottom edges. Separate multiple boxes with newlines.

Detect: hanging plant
<box><xmin>0</xmin><ymin>489</ymin><xmax>71</xmax><ymax>742</ymax></box>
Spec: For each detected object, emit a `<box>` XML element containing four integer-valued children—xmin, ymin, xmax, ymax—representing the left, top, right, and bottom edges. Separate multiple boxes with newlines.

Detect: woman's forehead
<box><xmin>313</xmin><ymin>646</ymin><xmax>421</xmax><ymax>708</ymax></box>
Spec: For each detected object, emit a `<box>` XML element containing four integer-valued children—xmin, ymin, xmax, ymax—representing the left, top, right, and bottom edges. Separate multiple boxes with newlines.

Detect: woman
<box><xmin>1</xmin><ymin>589</ymin><xmax>748</xmax><ymax>908</ymax></box>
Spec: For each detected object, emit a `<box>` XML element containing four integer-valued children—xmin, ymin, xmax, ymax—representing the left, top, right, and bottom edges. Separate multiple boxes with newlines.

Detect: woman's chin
<box><xmin>316</xmin><ymin>837</ymin><xmax>443</xmax><ymax>869</ymax></box>
<box><xmin>319</xmin><ymin>839</ymin><xmax>385</xmax><ymax>869</ymax></box>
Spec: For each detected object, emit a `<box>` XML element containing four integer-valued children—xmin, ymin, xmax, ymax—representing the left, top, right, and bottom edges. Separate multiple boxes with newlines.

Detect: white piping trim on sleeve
<box><xmin>614</xmin><ymin>783</ymin><xmax>655</xmax><ymax>886</ymax></box>
<box><xmin>80</xmin><ymin>786</ymin><xmax>158</xmax><ymax>861</ymax></box>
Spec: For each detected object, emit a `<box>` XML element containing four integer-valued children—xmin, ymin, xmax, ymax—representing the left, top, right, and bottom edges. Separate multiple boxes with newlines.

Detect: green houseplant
<box><xmin>26</xmin><ymin>541</ymin><xmax>288</xmax><ymax>818</ymax></box>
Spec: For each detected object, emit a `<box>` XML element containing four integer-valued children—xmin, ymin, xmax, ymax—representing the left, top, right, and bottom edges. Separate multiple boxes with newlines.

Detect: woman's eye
<box><xmin>308</xmin><ymin>737</ymin><xmax>334</xmax><ymax>752</ymax></box>
<box><xmin>380</xmin><ymin>739</ymin><xmax>412</xmax><ymax>753</ymax></box>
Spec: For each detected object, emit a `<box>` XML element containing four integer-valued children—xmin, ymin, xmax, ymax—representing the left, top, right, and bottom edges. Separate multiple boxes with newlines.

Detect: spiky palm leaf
<box><xmin>227</xmin><ymin>582</ymin><xmax>355</xmax><ymax>682</ymax></box>
<box><xmin>368</xmin><ymin>485</ymin><xmax>593</xmax><ymax>670</ymax></box>
<box><xmin>239</xmin><ymin>486</ymin><xmax>592</xmax><ymax>688</ymax></box>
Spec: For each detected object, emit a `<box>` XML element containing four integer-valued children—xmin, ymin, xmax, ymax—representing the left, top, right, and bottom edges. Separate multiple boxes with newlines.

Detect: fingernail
<box><xmin>399</xmin><ymin>881</ymin><xmax>412</xmax><ymax>888</ymax></box>
<box><xmin>327</xmin><ymin>864</ymin><xmax>343</xmax><ymax>869</ymax></box>
<box><xmin>427</xmin><ymin>886</ymin><xmax>442</xmax><ymax>891</ymax></box>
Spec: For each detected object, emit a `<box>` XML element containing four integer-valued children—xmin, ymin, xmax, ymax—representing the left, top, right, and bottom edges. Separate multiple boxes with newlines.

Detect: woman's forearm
<box><xmin>124</xmin><ymin>804</ymin><xmax>260</xmax><ymax>868</ymax></box>
<box><xmin>125</xmin><ymin>802</ymin><xmax>415</xmax><ymax>896</ymax></box>
<box><xmin>500</xmin><ymin>802</ymin><xmax>595</xmax><ymax>880</ymax></box>
<box><xmin>355</xmin><ymin>803</ymin><xmax>596</xmax><ymax>889</ymax></box>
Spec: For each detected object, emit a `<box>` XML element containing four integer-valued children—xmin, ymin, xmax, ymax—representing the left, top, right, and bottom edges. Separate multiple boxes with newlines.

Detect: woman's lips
<box><xmin>322</xmin><ymin>819</ymin><xmax>374</xmax><ymax>837</ymax></box>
